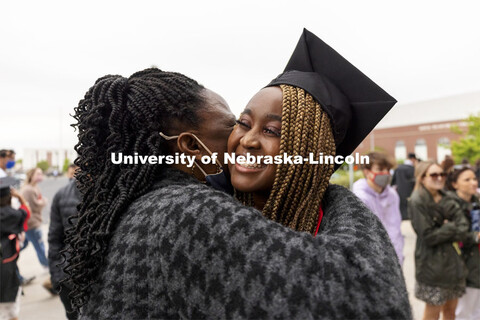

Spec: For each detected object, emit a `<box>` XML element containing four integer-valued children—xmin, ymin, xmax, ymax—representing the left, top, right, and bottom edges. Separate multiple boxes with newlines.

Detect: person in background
<box><xmin>0</xmin><ymin>177</ymin><xmax>30</xmax><ymax>320</ymax></box>
<box><xmin>66</xmin><ymin>164</ymin><xmax>78</xmax><ymax>180</ymax></box>
<box><xmin>0</xmin><ymin>150</ymin><xmax>16</xmax><ymax>178</ymax></box>
<box><xmin>461</xmin><ymin>158</ymin><xmax>471</xmax><ymax>167</ymax></box>
<box><xmin>445</xmin><ymin>166</ymin><xmax>480</xmax><ymax>320</ymax></box>
<box><xmin>392</xmin><ymin>152</ymin><xmax>417</xmax><ymax>220</ymax></box>
<box><xmin>441</xmin><ymin>155</ymin><xmax>455</xmax><ymax>175</ymax></box>
<box><xmin>20</xmin><ymin>168</ymin><xmax>48</xmax><ymax>269</ymax></box>
<box><xmin>19</xmin><ymin>167</ymin><xmax>54</xmax><ymax>294</ymax></box>
<box><xmin>48</xmin><ymin>165</ymin><xmax>80</xmax><ymax>319</ymax></box>
<box><xmin>1</xmin><ymin>150</ymin><xmax>35</xmax><ymax>286</ymax></box>
<box><xmin>353</xmin><ymin>152</ymin><xmax>404</xmax><ymax>264</ymax></box>
<box><xmin>409</xmin><ymin>161</ymin><xmax>469</xmax><ymax>320</ymax></box>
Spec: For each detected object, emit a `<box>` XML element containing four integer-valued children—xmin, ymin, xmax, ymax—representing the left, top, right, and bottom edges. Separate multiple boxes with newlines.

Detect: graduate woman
<box><xmin>228</xmin><ymin>29</ymin><xmax>412</xmax><ymax>318</ymax></box>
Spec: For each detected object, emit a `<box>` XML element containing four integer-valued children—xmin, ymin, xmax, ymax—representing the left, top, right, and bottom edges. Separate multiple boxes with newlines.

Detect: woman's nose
<box><xmin>240</xmin><ymin>130</ymin><xmax>261</xmax><ymax>149</ymax></box>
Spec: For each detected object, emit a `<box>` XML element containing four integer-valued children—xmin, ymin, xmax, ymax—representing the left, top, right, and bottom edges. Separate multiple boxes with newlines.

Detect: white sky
<box><xmin>1</xmin><ymin>0</ymin><xmax>480</xmax><ymax>159</ymax></box>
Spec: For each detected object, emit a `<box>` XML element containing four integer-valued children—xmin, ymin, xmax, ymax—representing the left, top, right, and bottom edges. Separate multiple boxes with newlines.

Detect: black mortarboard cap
<box><xmin>267</xmin><ymin>28</ymin><xmax>396</xmax><ymax>164</ymax></box>
<box><xmin>0</xmin><ymin>176</ymin><xmax>16</xmax><ymax>197</ymax></box>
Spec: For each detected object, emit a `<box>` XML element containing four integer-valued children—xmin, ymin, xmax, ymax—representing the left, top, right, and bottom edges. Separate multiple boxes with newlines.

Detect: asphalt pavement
<box><xmin>16</xmin><ymin>177</ymin><xmax>424</xmax><ymax>319</ymax></box>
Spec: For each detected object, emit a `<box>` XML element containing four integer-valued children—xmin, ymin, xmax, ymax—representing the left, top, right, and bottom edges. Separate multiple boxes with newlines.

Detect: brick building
<box><xmin>355</xmin><ymin>91</ymin><xmax>480</xmax><ymax>163</ymax></box>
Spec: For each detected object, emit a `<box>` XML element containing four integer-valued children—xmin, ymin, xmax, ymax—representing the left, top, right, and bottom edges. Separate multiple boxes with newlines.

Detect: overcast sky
<box><xmin>1</xmin><ymin>0</ymin><xmax>480</xmax><ymax>159</ymax></box>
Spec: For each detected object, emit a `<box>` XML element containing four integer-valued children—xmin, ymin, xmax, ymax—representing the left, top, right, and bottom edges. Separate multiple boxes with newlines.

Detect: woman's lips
<box><xmin>235</xmin><ymin>161</ymin><xmax>267</xmax><ymax>173</ymax></box>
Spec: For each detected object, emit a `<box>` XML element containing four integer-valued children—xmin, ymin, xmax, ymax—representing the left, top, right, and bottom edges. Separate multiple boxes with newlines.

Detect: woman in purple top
<box><xmin>353</xmin><ymin>152</ymin><xmax>404</xmax><ymax>264</ymax></box>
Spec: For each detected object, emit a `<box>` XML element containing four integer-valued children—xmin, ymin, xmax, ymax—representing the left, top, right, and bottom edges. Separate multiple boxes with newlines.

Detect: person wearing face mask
<box><xmin>0</xmin><ymin>150</ymin><xmax>16</xmax><ymax>178</ymax></box>
<box><xmin>409</xmin><ymin>161</ymin><xmax>469</xmax><ymax>320</ymax></box>
<box><xmin>445</xmin><ymin>166</ymin><xmax>480</xmax><ymax>320</ymax></box>
<box><xmin>353</xmin><ymin>152</ymin><xmax>404</xmax><ymax>264</ymax></box>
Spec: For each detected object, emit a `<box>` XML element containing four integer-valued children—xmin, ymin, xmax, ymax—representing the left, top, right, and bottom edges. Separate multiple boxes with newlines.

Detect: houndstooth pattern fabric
<box><xmin>80</xmin><ymin>168</ymin><xmax>412</xmax><ymax>320</ymax></box>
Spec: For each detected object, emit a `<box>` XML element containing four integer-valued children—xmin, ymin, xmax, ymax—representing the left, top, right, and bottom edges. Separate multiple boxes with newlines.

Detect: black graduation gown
<box><xmin>0</xmin><ymin>206</ymin><xmax>27</xmax><ymax>302</ymax></box>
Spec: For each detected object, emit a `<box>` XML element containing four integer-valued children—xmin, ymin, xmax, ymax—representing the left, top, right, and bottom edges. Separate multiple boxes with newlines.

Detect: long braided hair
<box><xmin>63</xmin><ymin>68</ymin><xmax>207</xmax><ymax>309</ymax></box>
<box><xmin>239</xmin><ymin>85</ymin><xmax>336</xmax><ymax>234</ymax></box>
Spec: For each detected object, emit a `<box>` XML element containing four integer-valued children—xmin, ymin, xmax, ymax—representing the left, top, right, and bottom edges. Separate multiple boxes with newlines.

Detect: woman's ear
<box><xmin>176</xmin><ymin>133</ymin><xmax>201</xmax><ymax>160</ymax></box>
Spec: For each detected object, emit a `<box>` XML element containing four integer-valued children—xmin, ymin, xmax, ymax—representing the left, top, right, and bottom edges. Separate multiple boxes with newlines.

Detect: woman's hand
<box><xmin>18</xmin><ymin>231</ymin><xmax>25</xmax><ymax>243</ymax></box>
<box><xmin>10</xmin><ymin>187</ymin><xmax>20</xmax><ymax>199</ymax></box>
<box><xmin>10</xmin><ymin>187</ymin><xmax>27</xmax><ymax>206</ymax></box>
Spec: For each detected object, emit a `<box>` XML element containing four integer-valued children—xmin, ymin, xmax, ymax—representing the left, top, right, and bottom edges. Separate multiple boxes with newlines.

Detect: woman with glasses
<box><xmin>409</xmin><ymin>161</ymin><xmax>469</xmax><ymax>320</ymax></box>
<box><xmin>445</xmin><ymin>166</ymin><xmax>480</xmax><ymax>320</ymax></box>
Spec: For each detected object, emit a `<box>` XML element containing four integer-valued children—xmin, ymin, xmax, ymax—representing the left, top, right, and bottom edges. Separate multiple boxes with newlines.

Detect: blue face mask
<box><xmin>6</xmin><ymin>160</ymin><xmax>15</xmax><ymax>169</ymax></box>
<box><xmin>206</xmin><ymin>170</ymin><xmax>234</xmax><ymax>196</ymax></box>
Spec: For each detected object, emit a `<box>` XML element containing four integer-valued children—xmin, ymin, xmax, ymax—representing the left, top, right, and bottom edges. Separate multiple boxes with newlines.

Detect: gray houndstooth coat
<box><xmin>80</xmin><ymin>168</ymin><xmax>412</xmax><ymax>319</ymax></box>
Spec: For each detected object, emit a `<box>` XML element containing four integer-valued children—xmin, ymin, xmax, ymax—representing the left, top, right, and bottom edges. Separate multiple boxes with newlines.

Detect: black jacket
<box><xmin>409</xmin><ymin>187</ymin><xmax>469</xmax><ymax>288</ymax></box>
<box><xmin>80</xmin><ymin>168</ymin><xmax>411</xmax><ymax>320</ymax></box>
<box><xmin>392</xmin><ymin>164</ymin><xmax>415</xmax><ymax>220</ymax></box>
<box><xmin>447</xmin><ymin>191</ymin><xmax>480</xmax><ymax>288</ymax></box>
<box><xmin>48</xmin><ymin>179</ymin><xmax>80</xmax><ymax>288</ymax></box>
<box><xmin>0</xmin><ymin>205</ymin><xmax>28</xmax><ymax>302</ymax></box>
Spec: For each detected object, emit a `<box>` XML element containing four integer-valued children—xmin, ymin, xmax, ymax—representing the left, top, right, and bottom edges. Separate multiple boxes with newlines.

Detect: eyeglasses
<box><xmin>427</xmin><ymin>172</ymin><xmax>447</xmax><ymax>179</ymax></box>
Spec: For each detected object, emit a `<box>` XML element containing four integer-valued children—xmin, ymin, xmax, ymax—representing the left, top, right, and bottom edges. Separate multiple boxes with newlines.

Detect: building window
<box><xmin>415</xmin><ymin>139</ymin><xmax>428</xmax><ymax>161</ymax></box>
<box><xmin>395</xmin><ymin>141</ymin><xmax>407</xmax><ymax>160</ymax></box>
<box><xmin>437</xmin><ymin>137</ymin><xmax>451</xmax><ymax>163</ymax></box>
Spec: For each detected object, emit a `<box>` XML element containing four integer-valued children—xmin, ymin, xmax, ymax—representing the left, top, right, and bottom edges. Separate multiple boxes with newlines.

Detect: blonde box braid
<box><xmin>242</xmin><ymin>85</ymin><xmax>336</xmax><ymax>234</ymax></box>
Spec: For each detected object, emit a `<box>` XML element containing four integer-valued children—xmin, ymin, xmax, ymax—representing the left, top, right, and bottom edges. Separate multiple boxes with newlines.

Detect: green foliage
<box><xmin>36</xmin><ymin>160</ymin><xmax>49</xmax><ymax>172</ymax></box>
<box><xmin>62</xmin><ymin>158</ymin><xmax>70</xmax><ymax>173</ymax></box>
<box><xmin>329</xmin><ymin>169</ymin><xmax>364</xmax><ymax>188</ymax></box>
<box><xmin>451</xmin><ymin>114</ymin><xmax>480</xmax><ymax>164</ymax></box>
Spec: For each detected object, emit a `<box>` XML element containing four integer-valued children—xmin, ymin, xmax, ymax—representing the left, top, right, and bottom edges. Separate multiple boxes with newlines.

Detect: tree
<box><xmin>451</xmin><ymin>113</ymin><xmax>480</xmax><ymax>164</ymax></box>
<box><xmin>36</xmin><ymin>160</ymin><xmax>49</xmax><ymax>172</ymax></box>
<box><xmin>62</xmin><ymin>158</ymin><xmax>71</xmax><ymax>173</ymax></box>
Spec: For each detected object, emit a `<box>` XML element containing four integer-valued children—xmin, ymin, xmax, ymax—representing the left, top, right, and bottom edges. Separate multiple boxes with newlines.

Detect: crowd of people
<box><xmin>1</xmin><ymin>29</ymin><xmax>479</xmax><ymax>320</ymax></box>
<box><xmin>1</xmin><ymin>150</ymin><xmax>80</xmax><ymax>320</ymax></box>
<box><xmin>352</xmin><ymin>151</ymin><xmax>480</xmax><ymax>320</ymax></box>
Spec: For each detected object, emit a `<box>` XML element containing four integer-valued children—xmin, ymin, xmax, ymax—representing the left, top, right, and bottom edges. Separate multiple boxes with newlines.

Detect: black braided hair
<box><xmin>63</xmin><ymin>68</ymin><xmax>208</xmax><ymax>310</ymax></box>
